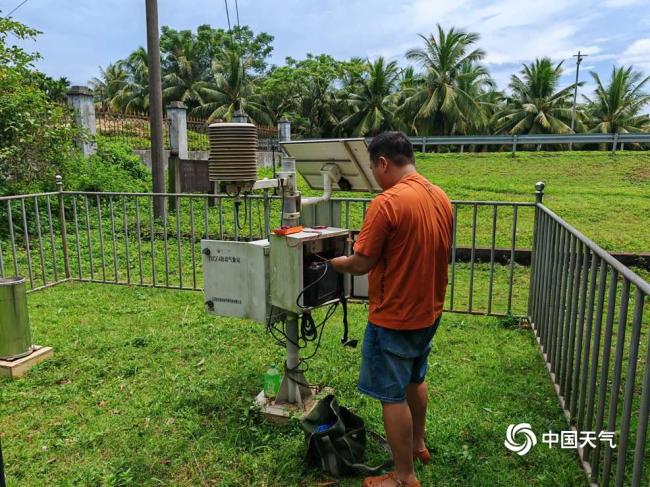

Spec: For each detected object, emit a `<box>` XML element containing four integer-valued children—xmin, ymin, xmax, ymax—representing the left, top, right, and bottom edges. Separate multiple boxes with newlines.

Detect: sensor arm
<box><xmin>301</xmin><ymin>163</ymin><xmax>341</xmax><ymax>207</ymax></box>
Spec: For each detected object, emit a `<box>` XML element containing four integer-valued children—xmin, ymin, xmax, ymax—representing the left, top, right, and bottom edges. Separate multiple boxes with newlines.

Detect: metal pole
<box><xmin>570</xmin><ymin>51</ymin><xmax>587</xmax><ymax>149</ymax></box>
<box><xmin>285</xmin><ymin>312</ymin><xmax>300</xmax><ymax>404</ymax></box>
<box><xmin>145</xmin><ymin>0</ymin><xmax>165</xmax><ymax>218</ymax></box>
<box><xmin>274</xmin><ymin>155</ymin><xmax>311</xmax><ymax>407</ymax></box>
<box><xmin>0</xmin><ymin>437</ymin><xmax>6</xmax><ymax>487</ymax></box>
<box><xmin>282</xmin><ymin>154</ymin><xmax>300</xmax><ymax>404</ymax></box>
<box><xmin>56</xmin><ymin>176</ymin><xmax>71</xmax><ymax>279</ymax></box>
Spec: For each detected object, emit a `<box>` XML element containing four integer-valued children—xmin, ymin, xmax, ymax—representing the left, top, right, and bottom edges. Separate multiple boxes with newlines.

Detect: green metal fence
<box><xmin>529</xmin><ymin>201</ymin><xmax>649</xmax><ymax>486</ymax></box>
<box><xmin>1</xmin><ymin>180</ymin><xmax>648</xmax><ymax>485</ymax></box>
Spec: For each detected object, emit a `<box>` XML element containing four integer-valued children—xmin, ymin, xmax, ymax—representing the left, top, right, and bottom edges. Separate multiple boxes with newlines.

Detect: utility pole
<box><xmin>145</xmin><ymin>0</ymin><xmax>165</xmax><ymax>217</ymax></box>
<box><xmin>570</xmin><ymin>51</ymin><xmax>588</xmax><ymax>134</ymax></box>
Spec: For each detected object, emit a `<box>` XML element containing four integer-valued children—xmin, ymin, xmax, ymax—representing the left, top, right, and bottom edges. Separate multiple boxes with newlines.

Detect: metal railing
<box><xmin>406</xmin><ymin>133</ymin><xmax>650</xmax><ymax>153</ymax></box>
<box><xmin>96</xmin><ymin>109</ymin><xmax>171</xmax><ymax>149</ymax></box>
<box><xmin>529</xmin><ymin>202</ymin><xmax>649</xmax><ymax>487</ymax></box>
<box><xmin>2</xmin><ymin>179</ymin><xmax>649</xmax><ymax>485</ymax></box>
<box><xmin>0</xmin><ymin>179</ymin><xmax>533</xmax><ymax>317</ymax></box>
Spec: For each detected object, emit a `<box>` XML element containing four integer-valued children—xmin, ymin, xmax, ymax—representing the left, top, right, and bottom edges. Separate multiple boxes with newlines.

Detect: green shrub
<box><xmin>62</xmin><ymin>140</ymin><xmax>151</xmax><ymax>193</ymax></box>
<box><xmin>0</xmin><ymin>18</ymin><xmax>79</xmax><ymax>196</ymax></box>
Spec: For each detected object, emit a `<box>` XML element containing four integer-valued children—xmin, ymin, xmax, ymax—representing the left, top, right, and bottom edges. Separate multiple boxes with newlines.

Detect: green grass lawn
<box><xmin>414</xmin><ymin>150</ymin><xmax>650</xmax><ymax>253</ymax></box>
<box><xmin>0</xmin><ymin>281</ymin><xmax>589</xmax><ymax>487</ymax></box>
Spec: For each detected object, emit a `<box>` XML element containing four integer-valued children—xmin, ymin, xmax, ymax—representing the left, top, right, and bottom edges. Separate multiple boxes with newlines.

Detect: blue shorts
<box><xmin>358</xmin><ymin>317</ymin><xmax>440</xmax><ymax>403</ymax></box>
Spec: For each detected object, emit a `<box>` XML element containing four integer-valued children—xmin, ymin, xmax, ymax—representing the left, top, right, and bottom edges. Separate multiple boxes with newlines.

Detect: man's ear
<box><xmin>379</xmin><ymin>156</ymin><xmax>389</xmax><ymax>172</ymax></box>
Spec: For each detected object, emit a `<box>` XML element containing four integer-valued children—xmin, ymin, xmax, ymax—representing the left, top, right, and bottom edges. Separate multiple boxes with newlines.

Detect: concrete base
<box><xmin>0</xmin><ymin>346</ymin><xmax>53</xmax><ymax>379</ymax></box>
<box><xmin>255</xmin><ymin>387</ymin><xmax>333</xmax><ymax>423</ymax></box>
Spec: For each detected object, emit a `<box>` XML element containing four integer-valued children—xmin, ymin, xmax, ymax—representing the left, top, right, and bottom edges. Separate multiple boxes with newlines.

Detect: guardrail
<box><xmin>405</xmin><ymin>133</ymin><xmax>650</xmax><ymax>153</ymax></box>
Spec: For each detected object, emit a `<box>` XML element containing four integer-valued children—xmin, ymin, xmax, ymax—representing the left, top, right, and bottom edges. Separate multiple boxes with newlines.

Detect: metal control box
<box><xmin>270</xmin><ymin>227</ymin><xmax>350</xmax><ymax>313</ymax></box>
<box><xmin>202</xmin><ymin>239</ymin><xmax>270</xmax><ymax>323</ymax></box>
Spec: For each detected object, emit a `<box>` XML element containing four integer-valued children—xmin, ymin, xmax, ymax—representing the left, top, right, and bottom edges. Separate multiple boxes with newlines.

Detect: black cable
<box><xmin>234</xmin><ymin>196</ymin><xmax>249</xmax><ymax>231</ymax></box>
<box><xmin>299</xmin><ymin>303</ymin><xmax>338</xmax><ymax>362</ymax></box>
<box><xmin>301</xmin><ymin>312</ymin><xmax>318</xmax><ymax>342</ymax></box>
<box><xmin>295</xmin><ymin>262</ymin><xmax>330</xmax><ymax>310</ymax></box>
<box><xmin>256</xmin><ymin>198</ymin><xmax>263</xmax><ymax>237</ymax></box>
<box><xmin>6</xmin><ymin>0</ymin><xmax>28</xmax><ymax>18</ymax></box>
<box><xmin>341</xmin><ymin>297</ymin><xmax>349</xmax><ymax>343</ymax></box>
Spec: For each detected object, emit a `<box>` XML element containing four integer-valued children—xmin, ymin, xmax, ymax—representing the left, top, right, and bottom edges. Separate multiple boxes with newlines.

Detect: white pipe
<box><xmin>302</xmin><ymin>171</ymin><xmax>332</xmax><ymax>207</ymax></box>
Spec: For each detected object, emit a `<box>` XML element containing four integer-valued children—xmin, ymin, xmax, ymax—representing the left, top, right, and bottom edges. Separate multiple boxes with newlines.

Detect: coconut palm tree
<box><xmin>583</xmin><ymin>66</ymin><xmax>650</xmax><ymax>134</ymax></box>
<box><xmin>338</xmin><ymin>57</ymin><xmax>402</xmax><ymax>136</ymax></box>
<box><xmin>399</xmin><ymin>25</ymin><xmax>487</xmax><ymax>135</ymax></box>
<box><xmin>452</xmin><ymin>61</ymin><xmax>498</xmax><ymax>135</ymax></box>
<box><xmin>112</xmin><ymin>48</ymin><xmax>151</xmax><ymax>113</ymax></box>
<box><xmin>161</xmin><ymin>31</ymin><xmax>208</xmax><ymax>109</ymax></box>
<box><xmin>90</xmin><ymin>62</ymin><xmax>129</xmax><ymax>111</ymax></box>
<box><xmin>193</xmin><ymin>48</ymin><xmax>269</xmax><ymax>123</ymax></box>
<box><xmin>493</xmin><ymin>58</ymin><xmax>580</xmax><ymax>136</ymax></box>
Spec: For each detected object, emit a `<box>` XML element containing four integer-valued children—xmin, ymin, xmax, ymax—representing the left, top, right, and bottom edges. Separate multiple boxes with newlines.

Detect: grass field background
<box><xmin>329</xmin><ymin>150</ymin><xmax>649</xmax><ymax>253</ymax></box>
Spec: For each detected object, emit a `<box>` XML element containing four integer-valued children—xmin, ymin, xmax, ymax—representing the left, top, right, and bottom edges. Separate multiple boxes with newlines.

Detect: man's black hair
<box><xmin>368</xmin><ymin>131</ymin><xmax>415</xmax><ymax>166</ymax></box>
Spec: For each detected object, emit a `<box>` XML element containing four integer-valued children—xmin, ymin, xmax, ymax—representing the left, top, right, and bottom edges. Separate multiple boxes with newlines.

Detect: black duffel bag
<box><xmin>301</xmin><ymin>394</ymin><xmax>392</xmax><ymax>477</ymax></box>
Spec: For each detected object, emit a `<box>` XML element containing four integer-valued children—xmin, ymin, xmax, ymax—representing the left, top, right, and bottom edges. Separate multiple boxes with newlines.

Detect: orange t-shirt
<box><xmin>353</xmin><ymin>173</ymin><xmax>453</xmax><ymax>330</ymax></box>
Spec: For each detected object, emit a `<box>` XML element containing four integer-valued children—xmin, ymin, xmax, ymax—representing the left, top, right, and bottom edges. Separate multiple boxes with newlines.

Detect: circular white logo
<box><xmin>504</xmin><ymin>423</ymin><xmax>537</xmax><ymax>456</ymax></box>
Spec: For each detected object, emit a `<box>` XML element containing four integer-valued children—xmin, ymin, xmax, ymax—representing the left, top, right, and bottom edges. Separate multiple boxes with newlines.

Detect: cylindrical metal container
<box><xmin>0</xmin><ymin>277</ymin><xmax>33</xmax><ymax>360</ymax></box>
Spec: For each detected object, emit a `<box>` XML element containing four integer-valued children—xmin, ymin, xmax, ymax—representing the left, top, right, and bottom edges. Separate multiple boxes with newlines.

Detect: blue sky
<box><xmin>4</xmin><ymin>0</ymin><xmax>650</xmax><ymax>100</ymax></box>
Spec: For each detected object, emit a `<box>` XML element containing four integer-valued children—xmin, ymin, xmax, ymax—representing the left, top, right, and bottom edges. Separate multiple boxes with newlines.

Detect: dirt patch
<box><xmin>626</xmin><ymin>165</ymin><xmax>650</xmax><ymax>184</ymax></box>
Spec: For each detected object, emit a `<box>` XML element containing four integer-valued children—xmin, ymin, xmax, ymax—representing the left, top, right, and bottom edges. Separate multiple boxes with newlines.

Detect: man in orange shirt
<box><xmin>330</xmin><ymin>132</ymin><xmax>453</xmax><ymax>487</ymax></box>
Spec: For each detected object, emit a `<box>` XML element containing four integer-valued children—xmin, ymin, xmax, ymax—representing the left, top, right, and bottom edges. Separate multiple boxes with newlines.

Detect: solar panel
<box><xmin>280</xmin><ymin>138</ymin><xmax>381</xmax><ymax>193</ymax></box>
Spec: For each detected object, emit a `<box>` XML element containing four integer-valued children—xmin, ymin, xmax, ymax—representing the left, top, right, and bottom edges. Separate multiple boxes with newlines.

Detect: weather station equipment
<box><xmin>201</xmin><ymin>126</ymin><xmax>377</xmax><ymax>419</ymax></box>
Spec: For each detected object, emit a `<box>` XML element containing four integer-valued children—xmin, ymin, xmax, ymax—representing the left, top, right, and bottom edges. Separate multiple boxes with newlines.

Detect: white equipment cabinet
<box><xmin>270</xmin><ymin>228</ymin><xmax>350</xmax><ymax>314</ymax></box>
<box><xmin>201</xmin><ymin>239</ymin><xmax>270</xmax><ymax>324</ymax></box>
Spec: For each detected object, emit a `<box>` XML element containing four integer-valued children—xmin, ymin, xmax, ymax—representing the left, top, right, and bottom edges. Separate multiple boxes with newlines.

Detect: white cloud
<box><xmin>620</xmin><ymin>38</ymin><xmax>650</xmax><ymax>69</ymax></box>
<box><xmin>603</xmin><ymin>0</ymin><xmax>645</xmax><ymax>6</ymax></box>
<box><xmin>11</xmin><ymin>0</ymin><xmax>649</xmax><ymax>90</ymax></box>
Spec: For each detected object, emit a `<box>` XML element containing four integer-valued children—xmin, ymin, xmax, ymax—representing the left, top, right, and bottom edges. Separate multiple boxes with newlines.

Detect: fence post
<box><xmin>56</xmin><ymin>175</ymin><xmax>71</xmax><ymax>279</ymax></box>
<box><xmin>263</xmin><ymin>189</ymin><xmax>270</xmax><ymax>239</ymax></box>
<box><xmin>67</xmin><ymin>86</ymin><xmax>97</xmax><ymax>157</ymax></box>
<box><xmin>167</xmin><ymin>102</ymin><xmax>188</xmax><ymax>159</ymax></box>
<box><xmin>278</xmin><ymin>119</ymin><xmax>291</xmax><ymax>143</ymax></box>
<box><xmin>421</xmin><ymin>137</ymin><xmax>426</xmax><ymax>153</ymax></box>
<box><xmin>512</xmin><ymin>134</ymin><xmax>518</xmax><ymax>156</ymax></box>
<box><xmin>528</xmin><ymin>181</ymin><xmax>546</xmax><ymax>319</ymax></box>
<box><xmin>167</xmin><ymin>150</ymin><xmax>181</xmax><ymax>211</ymax></box>
<box><xmin>611</xmin><ymin>132</ymin><xmax>619</xmax><ymax>154</ymax></box>
<box><xmin>535</xmin><ymin>180</ymin><xmax>545</xmax><ymax>204</ymax></box>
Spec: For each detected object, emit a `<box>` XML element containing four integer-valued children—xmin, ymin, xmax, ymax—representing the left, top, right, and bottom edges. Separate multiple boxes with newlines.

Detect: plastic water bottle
<box><xmin>264</xmin><ymin>364</ymin><xmax>281</xmax><ymax>399</ymax></box>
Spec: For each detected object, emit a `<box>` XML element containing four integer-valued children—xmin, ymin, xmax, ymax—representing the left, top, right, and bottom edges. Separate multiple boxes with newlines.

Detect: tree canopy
<box><xmin>84</xmin><ymin>22</ymin><xmax>648</xmax><ymax>139</ymax></box>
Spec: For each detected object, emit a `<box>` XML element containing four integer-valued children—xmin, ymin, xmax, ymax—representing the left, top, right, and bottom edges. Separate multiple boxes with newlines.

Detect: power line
<box><xmin>5</xmin><ymin>0</ymin><xmax>29</xmax><ymax>18</ymax></box>
<box><xmin>235</xmin><ymin>0</ymin><xmax>240</xmax><ymax>27</ymax></box>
